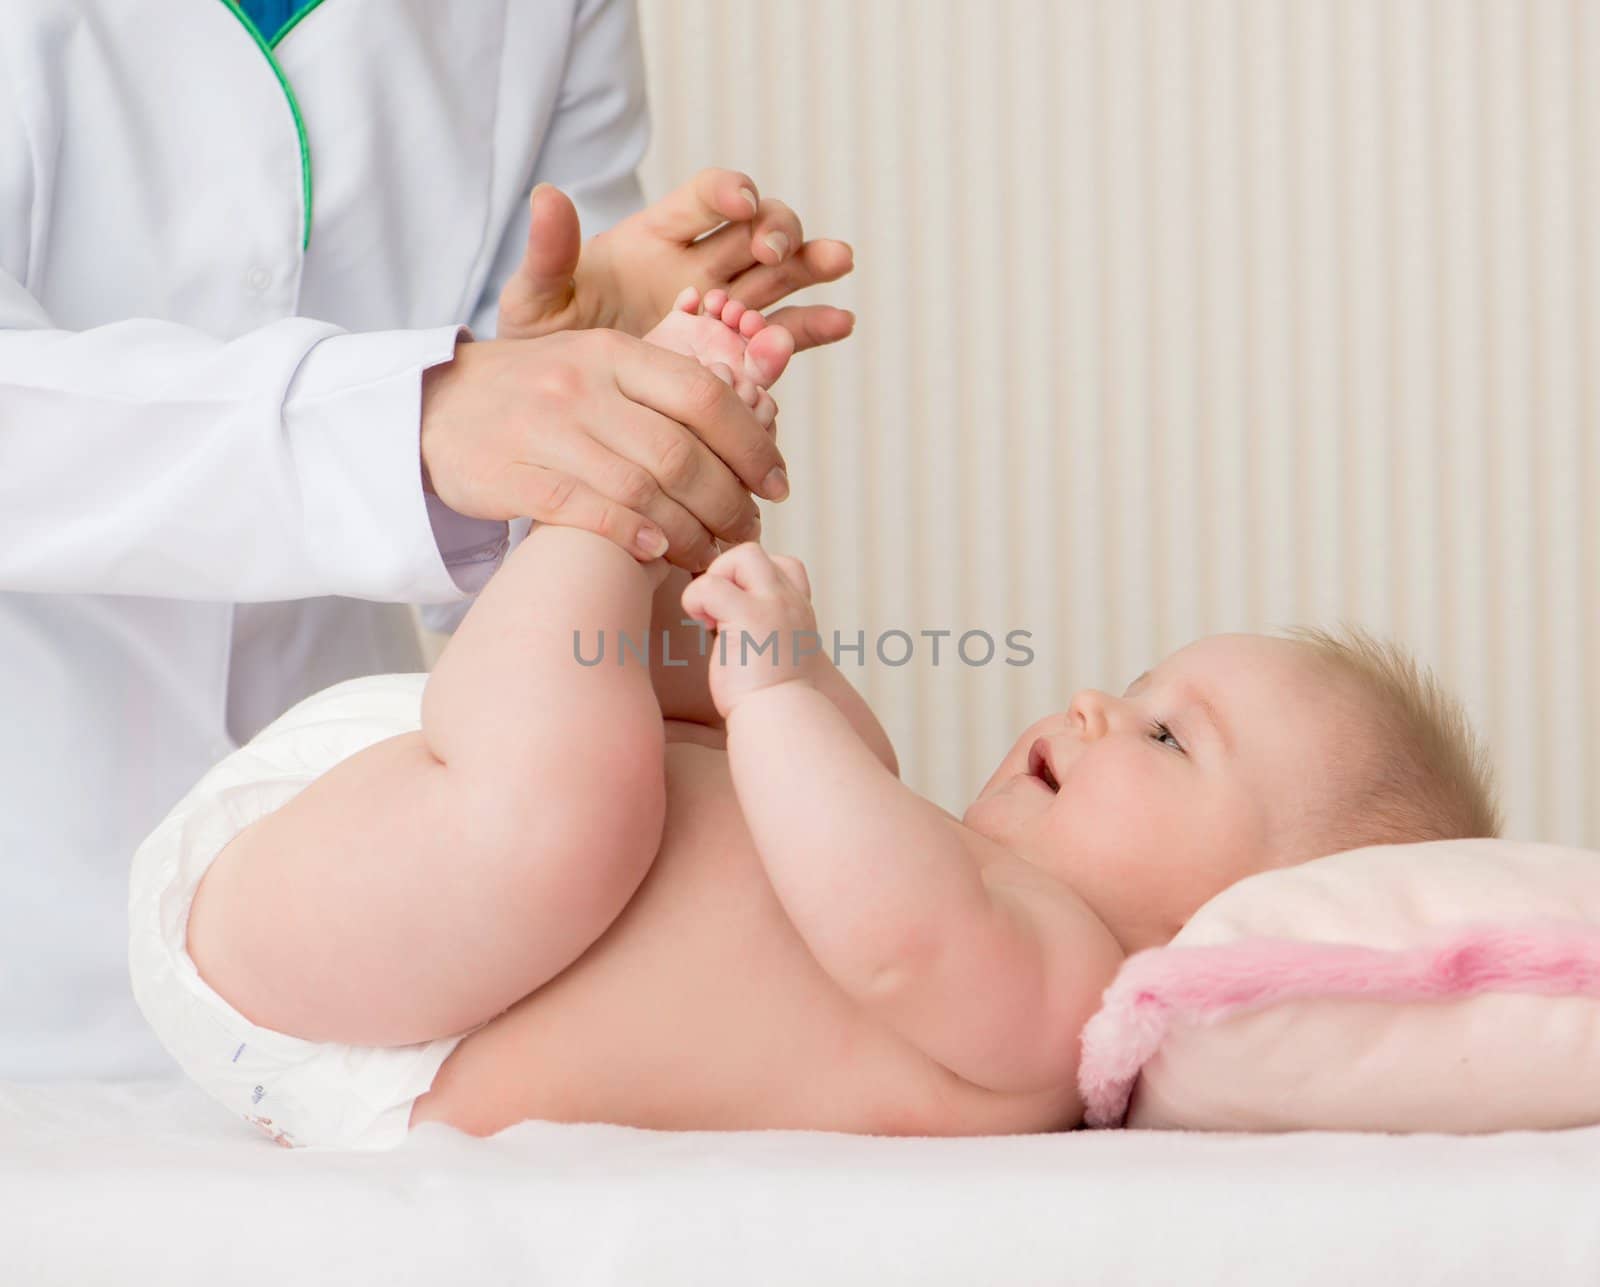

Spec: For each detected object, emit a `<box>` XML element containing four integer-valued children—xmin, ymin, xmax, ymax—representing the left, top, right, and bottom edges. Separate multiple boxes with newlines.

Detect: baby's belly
<box><xmin>413</xmin><ymin>743</ymin><xmax>1076</xmax><ymax>1138</ymax></box>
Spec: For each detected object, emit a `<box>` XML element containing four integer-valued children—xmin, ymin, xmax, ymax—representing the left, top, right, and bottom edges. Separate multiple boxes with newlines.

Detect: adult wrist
<box><xmin>415</xmin><ymin>328</ymin><xmax>509</xmax><ymax>594</ymax></box>
<box><xmin>418</xmin><ymin>326</ymin><xmax>478</xmax><ymax>497</ymax></box>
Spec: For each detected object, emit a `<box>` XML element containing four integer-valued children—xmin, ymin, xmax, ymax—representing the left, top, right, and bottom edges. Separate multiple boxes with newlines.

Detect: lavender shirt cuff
<box><xmin>424</xmin><ymin>490</ymin><xmax>509</xmax><ymax>595</ymax></box>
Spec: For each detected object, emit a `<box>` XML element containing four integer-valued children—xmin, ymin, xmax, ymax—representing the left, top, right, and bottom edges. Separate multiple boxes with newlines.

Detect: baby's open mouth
<box><xmin>1026</xmin><ymin>739</ymin><xmax>1060</xmax><ymax>793</ymax></box>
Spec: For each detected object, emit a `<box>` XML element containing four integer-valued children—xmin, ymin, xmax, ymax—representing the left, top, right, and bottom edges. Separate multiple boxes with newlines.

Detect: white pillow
<box><xmin>1076</xmin><ymin>840</ymin><xmax>1600</xmax><ymax>1133</ymax></box>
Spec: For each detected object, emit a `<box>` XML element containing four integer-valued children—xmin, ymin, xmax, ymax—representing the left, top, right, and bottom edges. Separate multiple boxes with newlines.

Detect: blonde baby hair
<box><xmin>1284</xmin><ymin>624</ymin><xmax>1504</xmax><ymax>850</ymax></box>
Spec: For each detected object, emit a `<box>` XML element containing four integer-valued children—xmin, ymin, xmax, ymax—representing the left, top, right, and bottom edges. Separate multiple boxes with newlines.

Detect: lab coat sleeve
<box><xmin>0</xmin><ymin>273</ymin><xmax>499</xmax><ymax>605</ymax></box>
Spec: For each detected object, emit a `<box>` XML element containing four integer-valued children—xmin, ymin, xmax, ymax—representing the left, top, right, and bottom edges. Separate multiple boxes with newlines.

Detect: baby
<box><xmin>130</xmin><ymin>297</ymin><xmax>1501</xmax><ymax>1150</ymax></box>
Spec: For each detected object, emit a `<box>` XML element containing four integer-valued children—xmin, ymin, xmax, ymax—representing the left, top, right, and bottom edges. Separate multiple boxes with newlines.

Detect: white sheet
<box><xmin>6</xmin><ymin>1077</ymin><xmax>1599</xmax><ymax>1286</ymax></box>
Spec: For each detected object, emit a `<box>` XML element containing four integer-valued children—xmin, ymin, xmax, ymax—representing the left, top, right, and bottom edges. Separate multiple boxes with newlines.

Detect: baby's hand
<box><xmin>680</xmin><ymin>543</ymin><xmax>820</xmax><ymax>719</ymax></box>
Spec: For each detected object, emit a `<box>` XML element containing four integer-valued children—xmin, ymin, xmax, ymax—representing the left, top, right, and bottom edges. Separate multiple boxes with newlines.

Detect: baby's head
<box><xmin>965</xmin><ymin>628</ymin><xmax>1501</xmax><ymax>953</ymax></box>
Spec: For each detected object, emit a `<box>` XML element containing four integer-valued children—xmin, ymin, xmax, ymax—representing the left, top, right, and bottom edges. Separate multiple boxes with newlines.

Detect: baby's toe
<box><xmin>745</xmin><ymin>324</ymin><xmax>795</xmax><ymax>387</ymax></box>
<box><xmin>720</xmin><ymin>298</ymin><xmax>747</xmax><ymax>330</ymax></box>
<box><xmin>738</xmin><ymin>308</ymin><xmax>766</xmax><ymax>338</ymax></box>
<box><xmin>672</xmin><ymin>286</ymin><xmax>701</xmax><ymax>315</ymax></box>
<box><xmin>703</xmin><ymin>288</ymin><xmax>729</xmax><ymax>316</ymax></box>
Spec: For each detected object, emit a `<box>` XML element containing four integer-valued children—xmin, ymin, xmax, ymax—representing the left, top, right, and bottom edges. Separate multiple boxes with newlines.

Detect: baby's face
<box><xmin>965</xmin><ymin>634</ymin><xmax>1357</xmax><ymax>952</ymax></box>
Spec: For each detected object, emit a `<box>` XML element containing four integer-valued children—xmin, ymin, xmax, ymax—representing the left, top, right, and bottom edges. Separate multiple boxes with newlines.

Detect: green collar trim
<box><xmin>269</xmin><ymin>1</ymin><xmax>327</xmax><ymax>49</ymax></box>
<box><xmin>217</xmin><ymin>0</ymin><xmax>320</xmax><ymax>250</ymax></box>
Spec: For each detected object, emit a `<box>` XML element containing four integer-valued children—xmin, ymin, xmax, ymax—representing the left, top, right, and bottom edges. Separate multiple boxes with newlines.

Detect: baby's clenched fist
<box><xmin>680</xmin><ymin>543</ymin><xmax>820</xmax><ymax>718</ymax></box>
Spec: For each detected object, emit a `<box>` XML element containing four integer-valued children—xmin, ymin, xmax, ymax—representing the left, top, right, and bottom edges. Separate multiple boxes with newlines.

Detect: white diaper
<box><xmin>128</xmin><ymin>672</ymin><xmax>472</xmax><ymax>1151</ymax></box>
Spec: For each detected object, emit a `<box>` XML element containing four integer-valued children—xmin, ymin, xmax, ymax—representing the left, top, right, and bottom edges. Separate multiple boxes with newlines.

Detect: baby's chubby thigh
<box><xmin>443</xmin><ymin>526</ymin><xmax>674</xmax><ymax>1004</ymax></box>
<box><xmin>176</xmin><ymin>523</ymin><xmax>672</xmax><ymax>1095</ymax></box>
<box><xmin>478</xmin><ymin>726</ymin><xmax>667</xmax><ymax>963</ymax></box>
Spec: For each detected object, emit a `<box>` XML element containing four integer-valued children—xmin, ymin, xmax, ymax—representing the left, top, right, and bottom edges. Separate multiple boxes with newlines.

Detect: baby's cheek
<box><xmin>1060</xmin><ymin>753</ymin><xmax>1168</xmax><ymax>851</ymax></box>
<box><xmin>1154</xmin><ymin>803</ymin><xmax>1267</xmax><ymax>915</ymax></box>
<box><xmin>1068</xmin><ymin>747</ymin><xmax>1153</xmax><ymax>814</ymax></box>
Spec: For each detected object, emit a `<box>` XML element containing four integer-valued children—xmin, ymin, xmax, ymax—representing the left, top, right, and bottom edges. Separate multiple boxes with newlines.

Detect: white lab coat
<box><xmin>0</xmin><ymin>0</ymin><xmax>648</xmax><ymax>1079</ymax></box>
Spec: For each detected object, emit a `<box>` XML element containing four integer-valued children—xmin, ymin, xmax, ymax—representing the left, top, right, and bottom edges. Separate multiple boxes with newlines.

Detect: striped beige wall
<box><xmin>635</xmin><ymin>0</ymin><xmax>1600</xmax><ymax>843</ymax></box>
<box><xmin>436</xmin><ymin>0</ymin><xmax>1600</xmax><ymax>846</ymax></box>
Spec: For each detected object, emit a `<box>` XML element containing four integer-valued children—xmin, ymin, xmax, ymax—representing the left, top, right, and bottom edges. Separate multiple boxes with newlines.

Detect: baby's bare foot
<box><xmin>644</xmin><ymin>287</ymin><xmax>794</xmax><ymax>429</ymax></box>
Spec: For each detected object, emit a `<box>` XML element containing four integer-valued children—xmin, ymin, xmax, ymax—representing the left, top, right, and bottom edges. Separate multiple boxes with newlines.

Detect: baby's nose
<box><xmin>1067</xmin><ymin>689</ymin><xmax>1113</xmax><ymax>740</ymax></box>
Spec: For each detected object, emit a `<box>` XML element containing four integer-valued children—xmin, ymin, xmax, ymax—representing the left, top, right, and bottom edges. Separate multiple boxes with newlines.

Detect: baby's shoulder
<box><xmin>957</xmin><ymin>827</ymin><xmax>1118</xmax><ymax>943</ymax></box>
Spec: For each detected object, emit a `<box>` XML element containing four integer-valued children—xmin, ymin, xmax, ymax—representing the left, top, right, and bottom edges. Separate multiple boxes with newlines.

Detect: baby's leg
<box><xmin>187</xmin><ymin>526</ymin><xmax>666</xmax><ymax>1048</ymax></box>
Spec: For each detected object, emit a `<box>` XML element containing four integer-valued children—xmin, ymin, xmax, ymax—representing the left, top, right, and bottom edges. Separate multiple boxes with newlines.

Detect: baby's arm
<box><xmin>652</xmin><ymin>560</ymin><xmax>898</xmax><ymax>774</ymax></box>
<box><xmin>682</xmin><ymin>546</ymin><xmax>1122</xmax><ymax>1095</ymax></box>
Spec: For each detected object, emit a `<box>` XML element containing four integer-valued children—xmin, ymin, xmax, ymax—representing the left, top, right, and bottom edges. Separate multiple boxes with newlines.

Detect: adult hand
<box><xmin>420</xmin><ymin>329</ymin><xmax>789</xmax><ymax>573</ymax></box>
<box><xmin>497</xmin><ymin>168</ymin><xmax>855</xmax><ymax>354</ymax></box>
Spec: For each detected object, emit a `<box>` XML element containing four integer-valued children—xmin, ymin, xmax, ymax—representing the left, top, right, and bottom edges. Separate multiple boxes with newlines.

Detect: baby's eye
<box><xmin>1149</xmin><ymin>721</ymin><xmax>1184</xmax><ymax>754</ymax></box>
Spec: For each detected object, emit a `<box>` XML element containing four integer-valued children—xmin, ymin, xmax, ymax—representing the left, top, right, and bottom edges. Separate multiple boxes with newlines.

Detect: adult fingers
<box><xmin>535</xmin><ymin>418</ymin><xmax>728</xmax><ymax>573</ymax></box>
<box><xmin>746</xmin><ymin>197</ymin><xmax>804</xmax><ymax>266</ymax></box>
<box><xmin>641</xmin><ymin>167</ymin><xmax>761</xmax><ymax>243</ymax></box>
<box><xmin>688</xmin><ymin>221</ymin><xmax>761</xmax><ymax>281</ymax></box>
<box><xmin>761</xmin><ymin>304</ymin><xmax>856</xmax><ymax>353</ymax></box>
<box><xmin>610</xmin><ymin>336</ymin><xmax>789</xmax><ymax>502</ymax></box>
<box><xmin>585</xmin><ymin>400</ymin><xmax>763</xmax><ymax>560</ymax></box>
<box><xmin>729</xmin><ymin>239</ymin><xmax>854</xmax><ymax>311</ymax></box>
<box><xmin>501</xmin><ymin>185</ymin><xmax>583</xmax><ymax>323</ymax></box>
<box><xmin>500</xmin><ymin>462</ymin><xmax>669</xmax><ymax>561</ymax></box>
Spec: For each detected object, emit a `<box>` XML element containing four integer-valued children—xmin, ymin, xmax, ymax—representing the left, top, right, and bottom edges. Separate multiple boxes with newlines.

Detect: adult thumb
<box><xmin>504</xmin><ymin>184</ymin><xmax>582</xmax><ymax>324</ymax></box>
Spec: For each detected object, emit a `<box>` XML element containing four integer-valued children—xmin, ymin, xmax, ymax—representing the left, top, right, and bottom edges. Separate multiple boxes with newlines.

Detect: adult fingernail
<box><xmin>763</xmin><ymin>232</ymin><xmax>790</xmax><ymax>261</ymax></box>
<box><xmin>762</xmin><ymin>467</ymin><xmax>790</xmax><ymax>501</ymax></box>
<box><xmin>636</xmin><ymin>526</ymin><xmax>669</xmax><ymax>559</ymax></box>
<box><xmin>739</xmin><ymin>187</ymin><xmax>759</xmax><ymax>215</ymax></box>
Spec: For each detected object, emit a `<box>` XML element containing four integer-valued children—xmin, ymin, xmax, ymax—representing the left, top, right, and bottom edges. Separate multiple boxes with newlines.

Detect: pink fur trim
<box><xmin>1076</xmin><ymin>920</ymin><xmax>1600</xmax><ymax>1128</ymax></box>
